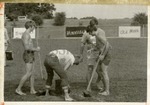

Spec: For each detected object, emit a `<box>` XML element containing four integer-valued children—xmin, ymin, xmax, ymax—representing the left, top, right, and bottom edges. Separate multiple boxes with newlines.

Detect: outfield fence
<box><xmin>5</xmin><ymin>25</ymin><xmax>147</xmax><ymax>39</ymax></box>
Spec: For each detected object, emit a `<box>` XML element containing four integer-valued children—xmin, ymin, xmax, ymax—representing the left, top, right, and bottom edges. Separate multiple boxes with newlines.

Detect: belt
<box><xmin>25</xmin><ymin>50</ymin><xmax>34</xmax><ymax>53</ymax></box>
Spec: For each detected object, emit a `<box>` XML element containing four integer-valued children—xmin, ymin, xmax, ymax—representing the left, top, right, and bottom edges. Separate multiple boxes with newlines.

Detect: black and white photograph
<box><xmin>3</xmin><ymin>3</ymin><xmax>148</xmax><ymax>102</ymax></box>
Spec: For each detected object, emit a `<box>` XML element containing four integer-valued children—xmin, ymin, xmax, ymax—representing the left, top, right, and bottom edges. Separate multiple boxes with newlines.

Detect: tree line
<box><xmin>5</xmin><ymin>3</ymin><xmax>147</xmax><ymax>27</ymax></box>
<box><xmin>5</xmin><ymin>3</ymin><xmax>56</xmax><ymax>20</ymax></box>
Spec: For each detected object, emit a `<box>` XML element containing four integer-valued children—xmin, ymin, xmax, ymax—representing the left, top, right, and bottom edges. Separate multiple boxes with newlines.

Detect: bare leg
<box><xmin>96</xmin><ymin>64</ymin><xmax>103</xmax><ymax>91</ymax></box>
<box><xmin>16</xmin><ymin>63</ymin><xmax>33</xmax><ymax>95</ymax></box>
<box><xmin>45</xmin><ymin>85</ymin><xmax>51</xmax><ymax>96</ymax></box>
<box><xmin>86</xmin><ymin>65</ymin><xmax>94</xmax><ymax>92</ymax></box>
<box><xmin>30</xmin><ymin>62</ymin><xmax>36</xmax><ymax>94</ymax></box>
<box><xmin>99</xmin><ymin>63</ymin><xmax>109</xmax><ymax>95</ymax></box>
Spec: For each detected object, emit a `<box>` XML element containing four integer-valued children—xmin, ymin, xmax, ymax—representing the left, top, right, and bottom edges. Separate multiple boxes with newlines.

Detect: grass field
<box><xmin>4</xmin><ymin>38</ymin><xmax>147</xmax><ymax>102</ymax></box>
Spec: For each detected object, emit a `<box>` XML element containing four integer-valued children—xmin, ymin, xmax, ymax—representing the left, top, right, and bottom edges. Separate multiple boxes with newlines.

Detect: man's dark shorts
<box><xmin>23</xmin><ymin>50</ymin><xmax>35</xmax><ymax>63</ymax></box>
<box><xmin>87</xmin><ymin>48</ymin><xmax>111</xmax><ymax>66</ymax></box>
<box><xmin>101</xmin><ymin>49</ymin><xmax>111</xmax><ymax>65</ymax></box>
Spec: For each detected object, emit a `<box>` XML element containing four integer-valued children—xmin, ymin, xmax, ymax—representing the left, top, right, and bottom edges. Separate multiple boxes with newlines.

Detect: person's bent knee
<box><xmin>101</xmin><ymin>68</ymin><xmax>108</xmax><ymax>74</ymax></box>
<box><xmin>101</xmin><ymin>67</ymin><xmax>109</xmax><ymax>78</ymax></box>
<box><xmin>61</xmin><ymin>78</ymin><xmax>69</xmax><ymax>87</ymax></box>
<box><xmin>25</xmin><ymin>71</ymin><xmax>32</xmax><ymax>76</ymax></box>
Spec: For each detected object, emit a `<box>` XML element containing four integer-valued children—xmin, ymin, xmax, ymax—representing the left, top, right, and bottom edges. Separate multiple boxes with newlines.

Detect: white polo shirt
<box><xmin>49</xmin><ymin>49</ymin><xmax>75</xmax><ymax>71</ymax></box>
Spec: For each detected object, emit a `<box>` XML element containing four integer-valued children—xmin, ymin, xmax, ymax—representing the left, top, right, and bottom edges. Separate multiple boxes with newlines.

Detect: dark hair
<box><xmin>89</xmin><ymin>18</ymin><xmax>98</xmax><ymax>26</ymax></box>
<box><xmin>92</xmin><ymin>25</ymin><xmax>97</xmax><ymax>31</ymax></box>
<box><xmin>86</xmin><ymin>25</ymin><xmax>97</xmax><ymax>33</ymax></box>
<box><xmin>86</xmin><ymin>25</ymin><xmax>92</xmax><ymax>33</ymax></box>
<box><xmin>25</xmin><ymin>21</ymin><xmax>36</xmax><ymax>29</ymax></box>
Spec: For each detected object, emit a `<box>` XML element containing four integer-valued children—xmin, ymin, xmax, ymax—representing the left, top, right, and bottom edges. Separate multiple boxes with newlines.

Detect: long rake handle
<box><xmin>86</xmin><ymin>43</ymin><xmax>109</xmax><ymax>91</ymax></box>
<box><xmin>38</xmin><ymin>52</ymin><xmax>44</xmax><ymax>79</ymax></box>
<box><xmin>86</xmin><ymin>57</ymin><xmax>101</xmax><ymax>91</ymax></box>
<box><xmin>36</xmin><ymin>28</ymin><xmax>44</xmax><ymax>79</ymax></box>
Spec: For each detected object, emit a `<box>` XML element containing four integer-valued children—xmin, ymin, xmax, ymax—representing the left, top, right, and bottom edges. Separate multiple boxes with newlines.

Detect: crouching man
<box><xmin>44</xmin><ymin>49</ymin><xmax>79</xmax><ymax>101</ymax></box>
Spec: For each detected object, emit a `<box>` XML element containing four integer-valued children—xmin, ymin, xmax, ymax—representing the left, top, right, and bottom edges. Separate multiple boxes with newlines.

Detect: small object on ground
<box><xmin>35</xmin><ymin>90</ymin><xmax>46</xmax><ymax>96</ymax></box>
<box><xmin>83</xmin><ymin>90</ymin><xmax>91</xmax><ymax>97</ymax></box>
<box><xmin>35</xmin><ymin>90</ymin><xmax>56</xmax><ymax>96</ymax></box>
<box><xmin>6</xmin><ymin>51</ymin><xmax>13</xmax><ymax>60</ymax></box>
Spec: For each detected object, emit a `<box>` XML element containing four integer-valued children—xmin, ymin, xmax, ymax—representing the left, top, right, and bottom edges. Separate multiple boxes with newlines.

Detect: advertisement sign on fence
<box><xmin>119</xmin><ymin>26</ymin><xmax>141</xmax><ymax>38</ymax></box>
<box><xmin>13</xmin><ymin>28</ymin><xmax>36</xmax><ymax>39</ymax></box>
<box><xmin>66</xmin><ymin>26</ymin><xmax>86</xmax><ymax>37</ymax></box>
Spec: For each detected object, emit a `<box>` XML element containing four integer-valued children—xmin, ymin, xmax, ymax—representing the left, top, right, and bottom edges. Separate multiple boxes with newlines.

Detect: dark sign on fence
<box><xmin>66</xmin><ymin>26</ymin><xmax>86</xmax><ymax>37</ymax></box>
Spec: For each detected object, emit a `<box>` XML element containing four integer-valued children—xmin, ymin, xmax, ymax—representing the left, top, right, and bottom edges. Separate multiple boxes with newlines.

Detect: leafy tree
<box><xmin>5</xmin><ymin>3</ymin><xmax>56</xmax><ymax>20</ymax></box>
<box><xmin>31</xmin><ymin>14</ymin><xmax>43</xmax><ymax>26</ymax></box>
<box><xmin>54</xmin><ymin>12</ymin><xmax>66</xmax><ymax>26</ymax></box>
<box><xmin>131</xmin><ymin>12</ymin><xmax>147</xmax><ymax>27</ymax></box>
<box><xmin>35</xmin><ymin>3</ymin><xmax>56</xmax><ymax>19</ymax></box>
<box><xmin>80</xmin><ymin>16</ymin><xmax>97</xmax><ymax>19</ymax></box>
<box><xmin>67</xmin><ymin>17</ymin><xmax>78</xmax><ymax>19</ymax></box>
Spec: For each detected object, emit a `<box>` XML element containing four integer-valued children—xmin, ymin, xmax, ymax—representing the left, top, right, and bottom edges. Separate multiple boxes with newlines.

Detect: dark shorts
<box><xmin>88</xmin><ymin>49</ymin><xmax>111</xmax><ymax>66</ymax></box>
<box><xmin>101</xmin><ymin>49</ymin><xmax>111</xmax><ymax>65</ymax></box>
<box><xmin>23</xmin><ymin>50</ymin><xmax>35</xmax><ymax>63</ymax></box>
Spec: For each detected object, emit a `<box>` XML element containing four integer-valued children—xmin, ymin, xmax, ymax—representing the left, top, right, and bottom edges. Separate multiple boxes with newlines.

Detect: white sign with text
<box><xmin>13</xmin><ymin>28</ymin><xmax>36</xmax><ymax>39</ymax></box>
<box><xmin>119</xmin><ymin>26</ymin><xmax>141</xmax><ymax>38</ymax></box>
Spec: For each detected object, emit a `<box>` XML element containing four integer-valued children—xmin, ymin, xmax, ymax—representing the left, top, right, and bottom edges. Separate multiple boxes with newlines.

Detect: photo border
<box><xmin>0</xmin><ymin>1</ymin><xmax>149</xmax><ymax>105</ymax></box>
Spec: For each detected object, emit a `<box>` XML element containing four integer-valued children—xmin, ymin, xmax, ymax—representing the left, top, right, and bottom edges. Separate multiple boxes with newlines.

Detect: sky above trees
<box><xmin>55</xmin><ymin>4</ymin><xmax>147</xmax><ymax>19</ymax></box>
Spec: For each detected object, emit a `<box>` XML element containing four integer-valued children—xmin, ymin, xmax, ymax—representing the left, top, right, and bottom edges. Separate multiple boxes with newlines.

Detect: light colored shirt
<box><xmin>49</xmin><ymin>49</ymin><xmax>75</xmax><ymax>71</ymax></box>
<box><xmin>81</xmin><ymin>31</ymin><xmax>97</xmax><ymax>51</ymax></box>
<box><xmin>5</xmin><ymin>28</ymin><xmax>9</xmax><ymax>45</ymax></box>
